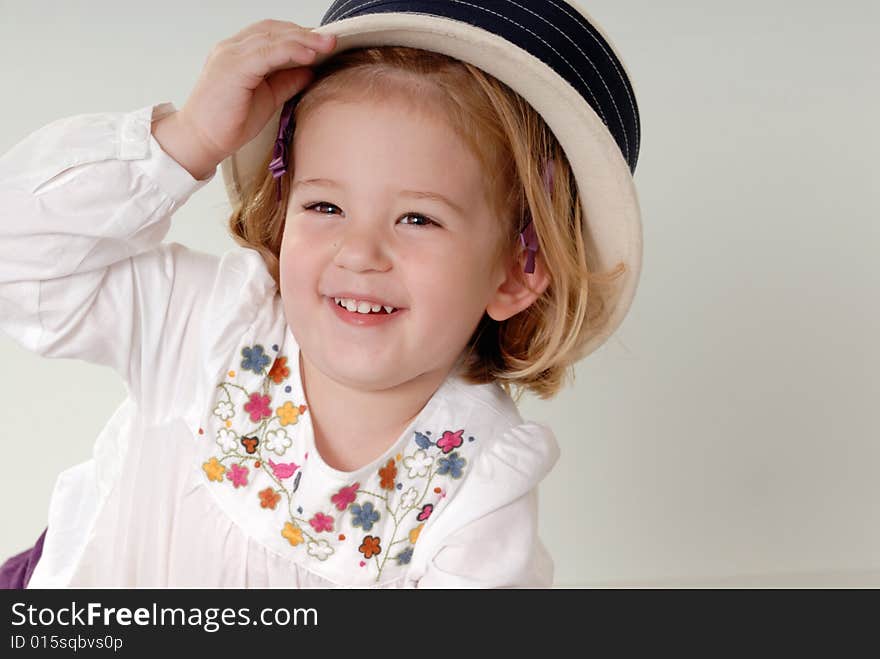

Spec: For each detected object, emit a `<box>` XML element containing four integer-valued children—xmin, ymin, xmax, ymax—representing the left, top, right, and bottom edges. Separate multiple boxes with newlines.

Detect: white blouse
<box><xmin>0</xmin><ymin>102</ymin><xmax>560</xmax><ymax>588</ymax></box>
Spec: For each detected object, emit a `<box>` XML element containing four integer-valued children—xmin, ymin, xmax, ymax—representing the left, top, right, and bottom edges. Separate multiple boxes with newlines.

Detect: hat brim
<box><xmin>221</xmin><ymin>9</ymin><xmax>643</xmax><ymax>359</ymax></box>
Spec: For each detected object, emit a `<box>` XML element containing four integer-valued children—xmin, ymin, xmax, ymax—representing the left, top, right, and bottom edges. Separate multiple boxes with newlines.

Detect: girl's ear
<box><xmin>485</xmin><ymin>249</ymin><xmax>551</xmax><ymax>322</ymax></box>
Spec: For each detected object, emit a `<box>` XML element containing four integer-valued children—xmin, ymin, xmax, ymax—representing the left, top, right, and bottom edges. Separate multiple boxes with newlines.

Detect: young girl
<box><xmin>0</xmin><ymin>1</ymin><xmax>641</xmax><ymax>587</ymax></box>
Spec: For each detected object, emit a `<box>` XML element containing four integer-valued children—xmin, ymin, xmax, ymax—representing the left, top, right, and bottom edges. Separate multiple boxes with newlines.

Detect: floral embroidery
<box><xmin>213</xmin><ymin>400</ymin><xmax>234</xmax><ymax>421</ymax></box>
<box><xmin>240</xmin><ymin>436</ymin><xmax>259</xmax><ymax>454</ymax></box>
<box><xmin>202</xmin><ymin>457</ymin><xmax>225</xmax><ymax>482</ymax></box>
<box><xmin>227</xmin><ymin>463</ymin><xmax>249</xmax><ymax>488</ymax></box>
<box><xmin>403</xmin><ymin>449</ymin><xmax>432</xmax><ymax>479</ymax></box>
<box><xmin>437</xmin><ymin>452</ymin><xmax>466</xmax><ymax>478</ymax></box>
<box><xmin>259</xmin><ymin>487</ymin><xmax>281</xmax><ymax>510</ymax></box>
<box><xmin>395</xmin><ymin>547</ymin><xmax>414</xmax><ymax>565</ymax></box>
<box><xmin>276</xmin><ymin>401</ymin><xmax>307</xmax><ymax>426</ymax></box>
<box><xmin>263</xmin><ymin>428</ymin><xmax>291</xmax><ymax>455</ymax></box>
<box><xmin>241</xmin><ymin>345</ymin><xmax>271</xmax><ymax>374</ymax></box>
<box><xmin>350</xmin><ymin>501</ymin><xmax>380</xmax><ymax>532</ymax></box>
<box><xmin>244</xmin><ymin>393</ymin><xmax>272</xmax><ymax>422</ymax></box>
<box><xmin>282</xmin><ymin>522</ymin><xmax>304</xmax><ymax>546</ymax></box>
<box><xmin>268</xmin><ymin>356</ymin><xmax>290</xmax><ymax>384</ymax></box>
<box><xmin>202</xmin><ymin>340</ymin><xmax>479</xmax><ymax>583</ymax></box>
<box><xmin>436</xmin><ymin>429</ymin><xmax>464</xmax><ymax>454</ymax></box>
<box><xmin>309</xmin><ymin>512</ymin><xmax>334</xmax><ymax>533</ymax></box>
<box><xmin>359</xmin><ymin>536</ymin><xmax>381</xmax><ymax>559</ymax></box>
<box><xmin>378</xmin><ymin>459</ymin><xmax>397</xmax><ymax>490</ymax></box>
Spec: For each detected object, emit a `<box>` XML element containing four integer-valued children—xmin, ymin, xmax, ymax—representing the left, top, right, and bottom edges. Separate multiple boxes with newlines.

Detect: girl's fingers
<box><xmin>224</xmin><ymin>19</ymin><xmax>332</xmax><ymax>52</ymax></box>
<box><xmin>232</xmin><ymin>33</ymin><xmax>325</xmax><ymax>79</ymax></box>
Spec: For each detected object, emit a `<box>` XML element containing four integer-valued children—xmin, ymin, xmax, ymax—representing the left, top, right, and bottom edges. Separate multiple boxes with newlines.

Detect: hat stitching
<box><xmin>546</xmin><ymin>0</ymin><xmax>640</xmax><ymax>157</ymax></box>
<box><xmin>327</xmin><ymin>0</ymin><xmax>633</xmax><ymax>165</ymax></box>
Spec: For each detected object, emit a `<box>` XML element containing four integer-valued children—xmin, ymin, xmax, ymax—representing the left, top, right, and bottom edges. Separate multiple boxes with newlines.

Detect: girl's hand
<box><xmin>165</xmin><ymin>19</ymin><xmax>336</xmax><ymax>178</ymax></box>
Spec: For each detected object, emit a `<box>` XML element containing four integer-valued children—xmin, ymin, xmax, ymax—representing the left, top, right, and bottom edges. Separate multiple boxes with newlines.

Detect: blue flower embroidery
<box><xmin>241</xmin><ymin>345</ymin><xmax>271</xmax><ymax>374</ymax></box>
<box><xmin>395</xmin><ymin>547</ymin><xmax>414</xmax><ymax>565</ymax></box>
<box><xmin>350</xmin><ymin>501</ymin><xmax>380</xmax><ymax>531</ymax></box>
<box><xmin>437</xmin><ymin>452</ymin><xmax>466</xmax><ymax>478</ymax></box>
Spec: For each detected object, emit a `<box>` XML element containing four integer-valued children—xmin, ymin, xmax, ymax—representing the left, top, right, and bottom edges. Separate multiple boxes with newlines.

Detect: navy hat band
<box><xmin>321</xmin><ymin>0</ymin><xmax>641</xmax><ymax>173</ymax></box>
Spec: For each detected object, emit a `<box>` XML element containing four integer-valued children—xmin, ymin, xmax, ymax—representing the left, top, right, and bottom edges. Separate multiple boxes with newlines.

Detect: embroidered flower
<box><xmin>244</xmin><ymin>393</ymin><xmax>272</xmax><ymax>422</ymax></box>
<box><xmin>436</xmin><ymin>452</ymin><xmax>466</xmax><ymax>478</ymax></box>
<box><xmin>282</xmin><ymin>522</ymin><xmax>304</xmax><ymax>546</ymax></box>
<box><xmin>309</xmin><ymin>512</ymin><xmax>334</xmax><ymax>533</ymax></box>
<box><xmin>226</xmin><ymin>463</ymin><xmax>249</xmax><ymax>488</ymax></box>
<box><xmin>268</xmin><ymin>458</ymin><xmax>299</xmax><ymax>479</ymax></box>
<box><xmin>263</xmin><ymin>428</ymin><xmax>292</xmax><ymax>455</ymax></box>
<box><xmin>331</xmin><ymin>482</ymin><xmax>360</xmax><ymax>511</ymax></box>
<box><xmin>240</xmin><ymin>436</ymin><xmax>259</xmax><ymax>454</ymax></box>
<box><xmin>268</xmin><ymin>356</ymin><xmax>290</xmax><ymax>384</ymax></box>
<box><xmin>409</xmin><ymin>523</ymin><xmax>423</xmax><ymax>545</ymax></box>
<box><xmin>307</xmin><ymin>539</ymin><xmax>334</xmax><ymax>561</ymax></box>
<box><xmin>241</xmin><ymin>344</ymin><xmax>271</xmax><ymax>374</ymax></box>
<box><xmin>400</xmin><ymin>486</ymin><xmax>418</xmax><ymax>509</ymax></box>
<box><xmin>403</xmin><ymin>449</ymin><xmax>433</xmax><ymax>479</ymax></box>
<box><xmin>350</xmin><ymin>502</ymin><xmax>380</xmax><ymax>532</ymax></box>
<box><xmin>378</xmin><ymin>459</ymin><xmax>397</xmax><ymax>490</ymax></box>
<box><xmin>258</xmin><ymin>487</ymin><xmax>280</xmax><ymax>510</ymax></box>
<box><xmin>359</xmin><ymin>536</ymin><xmax>381</xmax><ymax>559</ymax></box>
<box><xmin>436</xmin><ymin>429</ymin><xmax>464</xmax><ymax>454</ymax></box>
<box><xmin>276</xmin><ymin>401</ymin><xmax>307</xmax><ymax>426</ymax></box>
<box><xmin>202</xmin><ymin>457</ymin><xmax>225</xmax><ymax>482</ymax></box>
<box><xmin>395</xmin><ymin>547</ymin><xmax>414</xmax><ymax>565</ymax></box>
<box><xmin>417</xmin><ymin>503</ymin><xmax>433</xmax><ymax>522</ymax></box>
<box><xmin>212</xmin><ymin>400</ymin><xmax>234</xmax><ymax>421</ymax></box>
<box><xmin>215</xmin><ymin>428</ymin><xmax>238</xmax><ymax>453</ymax></box>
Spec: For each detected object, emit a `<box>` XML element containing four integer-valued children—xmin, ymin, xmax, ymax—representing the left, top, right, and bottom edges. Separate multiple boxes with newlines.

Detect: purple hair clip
<box><xmin>269</xmin><ymin>96</ymin><xmax>299</xmax><ymax>202</ymax></box>
<box><xmin>520</xmin><ymin>157</ymin><xmax>554</xmax><ymax>273</ymax></box>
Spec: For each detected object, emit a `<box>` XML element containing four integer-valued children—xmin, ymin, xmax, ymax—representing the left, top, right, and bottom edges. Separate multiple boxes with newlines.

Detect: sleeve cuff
<box><xmin>124</xmin><ymin>102</ymin><xmax>217</xmax><ymax>209</ymax></box>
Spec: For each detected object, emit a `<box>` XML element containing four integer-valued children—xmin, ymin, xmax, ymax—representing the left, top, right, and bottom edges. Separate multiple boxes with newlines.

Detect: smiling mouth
<box><xmin>330</xmin><ymin>296</ymin><xmax>402</xmax><ymax>315</ymax></box>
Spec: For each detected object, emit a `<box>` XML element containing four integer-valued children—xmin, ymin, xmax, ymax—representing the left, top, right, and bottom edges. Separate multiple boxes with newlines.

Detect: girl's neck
<box><xmin>299</xmin><ymin>350</ymin><xmax>459</xmax><ymax>473</ymax></box>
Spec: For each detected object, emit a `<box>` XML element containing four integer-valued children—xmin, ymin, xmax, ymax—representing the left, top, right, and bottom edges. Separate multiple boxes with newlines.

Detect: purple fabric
<box><xmin>0</xmin><ymin>527</ymin><xmax>47</xmax><ymax>589</ymax></box>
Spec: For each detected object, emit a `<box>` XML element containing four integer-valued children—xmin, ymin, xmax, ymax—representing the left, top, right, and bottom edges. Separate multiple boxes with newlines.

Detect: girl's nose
<box><xmin>331</xmin><ymin>222</ymin><xmax>392</xmax><ymax>272</ymax></box>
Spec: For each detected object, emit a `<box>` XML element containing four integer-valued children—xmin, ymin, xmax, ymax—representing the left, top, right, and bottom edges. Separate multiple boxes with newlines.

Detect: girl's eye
<box><xmin>302</xmin><ymin>202</ymin><xmax>438</xmax><ymax>227</ymax></box>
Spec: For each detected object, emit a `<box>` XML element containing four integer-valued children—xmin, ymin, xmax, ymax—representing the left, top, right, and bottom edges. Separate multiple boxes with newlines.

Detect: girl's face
<box><xmin>279</xmin><ymin>97</ymin><xmax>509</xmax><ymax>391</ymax></box>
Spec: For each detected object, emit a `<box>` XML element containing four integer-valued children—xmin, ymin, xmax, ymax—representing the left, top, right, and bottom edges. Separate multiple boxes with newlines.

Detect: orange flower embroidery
<box><xmin>277</xmin><ymin>401</ymin><xmax>308</xmax><ymax>427</ymax></box>
<box><xmin>282</xmin><ymin>522</ymin><xmax>304</xmax><ymax>546</ymax></box>
<box><xmin>202</xmin><ymin>457</ymin><xmax>225</xmax><ymax>482</ymax></box>
<box><xmin>259</xmin><ymin>487</ymin><xmax>280</xmax><ymax>510</ymax></box>
<box><xmin>268</xmin><ymin>356</ymin><xmax>290</xmax><ymax>384</ymax></box>
<box><xmin>378</xmin><ymin>459</ymin><xmax>397</xmax><ymax>490</ymax></box>
<box><xmin>359</xmin><ymin>535</ymin><xmax>381</xmax><ymax>559</ymax></box>
<box><xmin>409</xmin><ymin>523</ymin><xmax>423</xmax><ymax>545</ymax></box>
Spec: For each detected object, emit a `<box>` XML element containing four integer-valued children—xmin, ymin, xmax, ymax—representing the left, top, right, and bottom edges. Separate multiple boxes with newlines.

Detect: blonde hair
<box><xmin>228</xmin><ymin>46</ymin><xmax>626</xmax><ymax>403</ymax></box>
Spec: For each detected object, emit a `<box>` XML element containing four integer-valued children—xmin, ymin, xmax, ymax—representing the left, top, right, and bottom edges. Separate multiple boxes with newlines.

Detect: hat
<box><xmin>220</xmin><ymin>0</ymin><xmax>643</xmax><ymax>359</ymax></box>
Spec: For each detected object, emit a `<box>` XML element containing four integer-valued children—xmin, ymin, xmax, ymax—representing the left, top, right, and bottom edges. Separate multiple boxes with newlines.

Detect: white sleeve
<box><xmin>411</xmin><ymin>421</ymin><xmax>561</xmax><ymax>588</ymax></box>
<box><xmin>0</xmin><ymin>102</ymin><xmax>220</xmax><ymax>424</ymax></box>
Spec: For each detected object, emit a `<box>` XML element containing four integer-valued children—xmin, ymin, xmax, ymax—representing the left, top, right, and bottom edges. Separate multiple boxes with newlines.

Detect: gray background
<box><xmin>1</xmin><ymin>0</ymin><xmax>877</xmax><ymax>587</ymax></box>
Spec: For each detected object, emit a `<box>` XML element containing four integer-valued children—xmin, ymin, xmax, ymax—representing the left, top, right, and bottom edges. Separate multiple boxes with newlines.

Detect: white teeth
<box><xmin>333</xmin><ymin>297</ymin><xmax>397</xmax><ymax>314</ymax></box>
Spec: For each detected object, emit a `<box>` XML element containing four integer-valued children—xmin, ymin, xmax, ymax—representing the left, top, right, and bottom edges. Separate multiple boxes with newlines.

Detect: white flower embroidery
<box><xmin>216</xmin><ymin>428</ymin><xmax>238</xmax><ymax>453</ymax></box>
<box><xmin>403</xmin><ymin>449</ymin><xmax>433</xmax><ymax>479</ymax></box>
<box><xmin>400</xmin><ymin>486</ymin><xmax>419</xmax><ymax>509</ymax></box>
<box><xmin>306</xmin><ymin>539</ymin><xmax>334</xmax><ymax>561</ymax></box>
<box><xmin>264</xmin><ymin>428</ymin><xmax>292</xmax><ymax>456</ymax></box>
<box><xmin>213</xmin><ymin>400</ymin><xmax>234</xmax><ymax>421</ymax></box>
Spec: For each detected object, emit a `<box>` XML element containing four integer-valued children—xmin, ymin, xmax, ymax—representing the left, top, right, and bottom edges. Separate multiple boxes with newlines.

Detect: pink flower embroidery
<box><xmin>309</xmin><ymin>512</ymin><xmax>334</xmax><ymax>533</ymax></box>
<box><xmin>244</xmin><ymin>393</ymin><xmax>272</xmax><ymax>422</ymax></box>
<box><xmin>227</xmin><ymin>463</ymin><xmax>249</xmax><ymax>488</ymax></box>
<box><xmin>268</xmin><ymin>458</ymin><xmax>299</xmax><ymax>479</ymax></box>
<box><xmin>417</xmin><ymin>503</ymin><xmax>433</xmax><ymax>521</ymax></box>
<box><xmin>437</xmin><ymin>429</ymin><xmax>464</xmax><ymax>454</ymax></box>
<box><xmin>331</xmin><ymin>482</ymin><xmax>360</xmax><ymax>511</ymax></box>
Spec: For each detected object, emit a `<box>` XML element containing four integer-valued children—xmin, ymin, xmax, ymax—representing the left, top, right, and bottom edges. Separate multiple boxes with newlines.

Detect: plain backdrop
<box><xmin>1</xmin><ymin>0</ymin><xmax>877</xmax><ymax>587</ymax></box>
